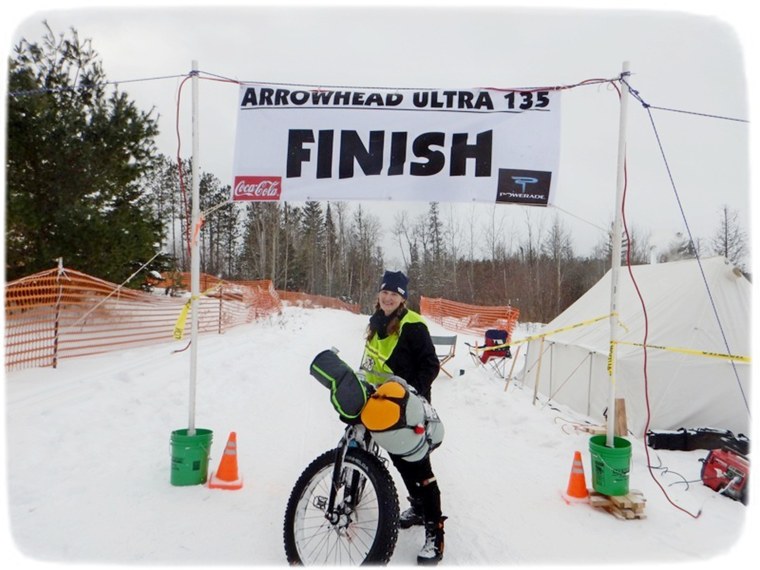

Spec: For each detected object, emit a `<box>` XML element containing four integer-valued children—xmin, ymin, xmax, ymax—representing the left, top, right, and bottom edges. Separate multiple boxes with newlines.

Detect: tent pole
<box><xmin>532</xmin><ymin>336</ymin><xmax>546</xmax><ymax>406</ymax></box>
<box><xmin>503</xmin><ymin>344</ymin><xmax>521</xmax><ymax>392</ymax></box>
<box><xmin>606</xmin><ymin>61</ymin><xmax>630</xmax><ymax>447</ymax></box>
<box><xmin>188</xmin><ymin>60</ymin><xmax>200</xmax><ymax>436</ymax></box>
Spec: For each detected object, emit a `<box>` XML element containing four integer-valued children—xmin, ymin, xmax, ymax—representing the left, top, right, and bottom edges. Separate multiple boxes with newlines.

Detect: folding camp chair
<box><xmin>467</xmin><ymin>329</ymin><xmax>512</xmax><ymax>377</ymax></box>
<box><xmin>430</xmin><ymin>335</ymin><xmax>457</xmax><ymax>378</ymax></box>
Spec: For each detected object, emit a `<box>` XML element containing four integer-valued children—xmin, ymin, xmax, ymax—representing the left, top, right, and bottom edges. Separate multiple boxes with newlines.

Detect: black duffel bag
<box><xmin>310</xmin><ymin>349</ymin><xmax>369</xmax><ymax>424</ymax></box>
<box><xmin>647</xmin><ymin>427</ymin><xmax>749</xmax><ymax>455</ymax></box>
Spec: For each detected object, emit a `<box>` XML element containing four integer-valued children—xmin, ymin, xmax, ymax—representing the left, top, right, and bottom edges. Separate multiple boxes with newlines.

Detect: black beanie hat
<box><xmin>379</xmin><ymin>270</ymin><xmax>409</xmax><ymax>299</ymax></box>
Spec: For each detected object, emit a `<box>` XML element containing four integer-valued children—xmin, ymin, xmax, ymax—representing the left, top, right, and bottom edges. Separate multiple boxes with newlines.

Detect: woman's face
<box><xmin>378</xmin><ymin>289</ymin><xmax>404</xmax><ymax>316</ymax></box>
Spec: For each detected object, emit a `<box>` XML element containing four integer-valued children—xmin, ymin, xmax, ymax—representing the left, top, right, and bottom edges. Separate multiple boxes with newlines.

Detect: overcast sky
<box><xmin>3</xmin><ymin>1</ymin><xmax>756</xmax><ymax>266</ymax></box>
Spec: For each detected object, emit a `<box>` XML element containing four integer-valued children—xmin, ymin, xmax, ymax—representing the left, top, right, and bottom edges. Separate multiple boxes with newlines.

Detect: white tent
<box><xmin>517</xmin><ymin>257</ymin><xmax>751</xmax><ymax>437</ymax></box>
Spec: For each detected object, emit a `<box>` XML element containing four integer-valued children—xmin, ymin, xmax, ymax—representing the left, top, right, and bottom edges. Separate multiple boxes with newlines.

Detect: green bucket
<box><xmin>588</xmin><ymin>435</ymin><xmax>631</xmax><ymax>496</ymax></box>
<box><xmin>170</xmin><ymin>428</ymin><xmax>213</xmax><ymax>486</ymax></box>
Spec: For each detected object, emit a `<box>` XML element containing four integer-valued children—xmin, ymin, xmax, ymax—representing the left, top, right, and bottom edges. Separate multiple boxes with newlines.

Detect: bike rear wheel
<box><xmin>284</xmin><ymin>447</ymin><xmax>399</xmax><ymax>565</ymax></box>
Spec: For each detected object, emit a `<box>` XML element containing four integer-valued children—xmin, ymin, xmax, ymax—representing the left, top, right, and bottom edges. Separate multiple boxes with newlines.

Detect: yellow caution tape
<box><xmin>473</xmin><ymin>313</ymin><xmax>615</xmax><ymax>353</ymax></box>
<box><xmin>607</xmin><ymin>340</ymin><xmax>616</xmax><ymax>375</ymax></box>
<box><xmin>172</xmin><ymin>283</ymin><xmax>223</xmax><ymax>340</ymax></box>
<box><xmin>614</xmin><ymin>340</ymin><xmax>750</xmax><ymax>363</ymax></box>
<box><xmin>471</xmin><ymin>313</ymin><xmax>747</xmax><ymax>364</ymax></box>
<box><xmin>173</xmin><ymin>298</ymin><xmax>195</xmax><ymax>340</ymax></box>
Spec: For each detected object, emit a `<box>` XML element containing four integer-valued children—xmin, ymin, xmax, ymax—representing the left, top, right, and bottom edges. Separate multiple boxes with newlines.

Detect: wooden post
<box><xmin>614</xmin><ymin>398</ymin><xmax>628</xmax><ymax>437</ymax></box>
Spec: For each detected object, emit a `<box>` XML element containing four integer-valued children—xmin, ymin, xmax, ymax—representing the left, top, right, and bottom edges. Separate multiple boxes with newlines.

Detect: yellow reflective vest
<box><xmin>361</xmin><ymin>309</ymin><xmax>427</xmax><ymax>386</ymax></box>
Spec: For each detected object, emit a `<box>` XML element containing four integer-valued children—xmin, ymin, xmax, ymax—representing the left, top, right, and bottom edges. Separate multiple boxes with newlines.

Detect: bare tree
<box><xmin>484</xmin><ymin>205</ymin><xmax>508</xmax><ymax>263</ymax></box>
<box><xmin>347</xmin><ymin>206</ymin><xmax>384</xmax><ymax>310</ymax></box>
<box><xmin>541</xmin><ymin>215</ymin><xmax>574</xmax><ymax>316</ymax></box>
<box><xmin>392</xmin><ymin>210</ymin><xmax>414</xmax><ymax>268</ymax></box>
<box><xmin>596</xmin><ymin>220</ymin><xmax>652</xmax><ymax>266</ymax></box>
<box><xmin>332</xmin><ymin>202</ymin><xmax>351</xmax><ymax>299</ymax></box>
<box><xmin>323</xmin><ymin>203</ymin><xmax>339</xmax><ymax>296</ymax></box>
<box><xmin>711</xmin><ymin>205</ymin><xmax>748</xmax><ymax>270</ymax></box>
<box><xmin>518</xmin><ymin>210</ymin><xmax>546</xmax><ymax>319</ymax></box>
<box><xmin>441</xmin><ymin>203</ymin><xmax>463</xmax><ymax>297</ymax></box>
<box><xmin>461</xmin><ymin>204</ymin><xmax>481</xmax><ymax>302</ymax></box>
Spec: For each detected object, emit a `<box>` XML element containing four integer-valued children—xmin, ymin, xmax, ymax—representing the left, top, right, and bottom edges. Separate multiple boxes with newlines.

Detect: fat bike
<box><xmin>283</xmin><ymin>423</ymin><xmax>400</xmax><ymax>565</ymax></box>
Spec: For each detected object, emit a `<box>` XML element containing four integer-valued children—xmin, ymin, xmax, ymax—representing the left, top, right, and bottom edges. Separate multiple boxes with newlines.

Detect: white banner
<box><xmin>232</xmin><ymin>83</ymin><xmax>561</xmax><ymax>205</ymax></box>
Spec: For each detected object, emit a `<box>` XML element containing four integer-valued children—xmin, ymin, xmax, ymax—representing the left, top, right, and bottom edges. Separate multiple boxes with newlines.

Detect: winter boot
<box><xmin>417</xmin><ymin>516</ymin><xmax>447</xmax><ymax>565</ymax></box>
<box><xmin>399</xmin><ymin>497</ymin><xmax>424</xmax><ymax>529</ymax></box>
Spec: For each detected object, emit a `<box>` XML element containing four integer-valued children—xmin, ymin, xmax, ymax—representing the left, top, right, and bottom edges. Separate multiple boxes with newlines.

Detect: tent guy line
<box><xmin>620</xmin><ymin>75</ymin><xmax>749</xmax><ymax>123</ymax></box>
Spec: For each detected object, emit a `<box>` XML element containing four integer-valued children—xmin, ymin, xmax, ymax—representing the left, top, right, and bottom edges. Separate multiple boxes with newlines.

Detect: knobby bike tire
<box><xmin>283</xmin><ymin>447</ymin><xmax>400</xmax><ymax>565</ymax></box>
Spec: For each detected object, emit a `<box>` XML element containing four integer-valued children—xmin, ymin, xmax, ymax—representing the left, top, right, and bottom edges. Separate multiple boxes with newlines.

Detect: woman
<box><xmin>361</xmin><ymin>269</ymin><xmax>447</xmax><ymax>565</ymax></box>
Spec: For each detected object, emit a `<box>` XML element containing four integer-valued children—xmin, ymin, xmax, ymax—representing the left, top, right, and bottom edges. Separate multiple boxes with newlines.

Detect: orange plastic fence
<box><xmin>420</xmin><ymin>296</ymin><xmax>520</xmax><ymax>337</ymax></box>
<box><xmin>155</xmin><ymin>273</ymin><xmax>357</xmax><ymax>313</ymax></box>
<box><xmin>277</xmin><ymin>290</ymin><xmax>360</xmax><ymax>314</ymax></box>
<box><xmin>4</xmin><ymin>268</ymin><xmax>281</xmax><ymax>371</ymax></box>
<box><xmin>155</xmin><ymin>273</ymin><xmax>283</xmax><ymax>316</ymax></box>
<box><xmin>5</xmin><ymin>267</ymin><xmax>363</xmax><ymax>371</ymax></box>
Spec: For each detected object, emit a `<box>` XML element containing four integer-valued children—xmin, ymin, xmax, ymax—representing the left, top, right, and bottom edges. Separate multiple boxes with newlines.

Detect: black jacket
<box><xmin>371</xmin><ymin>308</ymin><xmax>440</xmax><ymax>402</ymax></box>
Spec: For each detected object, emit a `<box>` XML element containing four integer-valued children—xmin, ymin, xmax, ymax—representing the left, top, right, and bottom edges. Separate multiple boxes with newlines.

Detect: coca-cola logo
<box><xmin>232</xmin><ymin>176</ymin><xmax>282</xmax><ymax>201</ymax></box>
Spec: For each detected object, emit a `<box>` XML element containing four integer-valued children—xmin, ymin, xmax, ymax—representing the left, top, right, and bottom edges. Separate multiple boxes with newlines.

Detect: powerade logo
<box><xmin>496</xmin><ymin>168</ymin><xmax>551</xmax><ymax>206</ymax></box>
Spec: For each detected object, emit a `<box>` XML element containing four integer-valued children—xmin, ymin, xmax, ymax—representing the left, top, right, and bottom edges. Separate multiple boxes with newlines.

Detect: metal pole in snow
<box><xmin>53</xmin><ymin>257</ymin><xmax>64</xmax><ymax>369</ymax></box>
<box><xmin>607</xmin><ymin>61</ymin><xmax>630</xmax><ymax>447</ymax></box>
<box><xmin>188</xmin><ymin>60</ymin><xmax>200</xmax><ymax>436</ymax></box>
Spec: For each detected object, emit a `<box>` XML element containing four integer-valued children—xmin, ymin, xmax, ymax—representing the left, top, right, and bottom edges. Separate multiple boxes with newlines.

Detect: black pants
<box><xmin>390</xmin><ymin>453</ymin><xmax>441</xmax><ymax>523</ymax></box>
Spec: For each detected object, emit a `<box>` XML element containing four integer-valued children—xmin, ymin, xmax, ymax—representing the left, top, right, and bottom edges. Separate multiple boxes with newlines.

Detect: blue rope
<box><xmin>622</xmin><ymin>78</ymin><xmax>750</xmax><ymax>416</ymax></box>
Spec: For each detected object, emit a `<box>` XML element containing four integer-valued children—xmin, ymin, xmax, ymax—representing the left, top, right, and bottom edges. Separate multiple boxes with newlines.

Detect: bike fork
<box><xmin>324</xmin><ymin>437</ymin><xmax>350</xmax><ymax>524</ymax></box>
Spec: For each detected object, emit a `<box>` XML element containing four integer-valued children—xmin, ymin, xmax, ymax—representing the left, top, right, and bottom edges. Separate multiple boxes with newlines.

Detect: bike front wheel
<box><xmin>283</xmin><ymin>447</ymin><xmax>399</xmax><ymax>565</ymax></box>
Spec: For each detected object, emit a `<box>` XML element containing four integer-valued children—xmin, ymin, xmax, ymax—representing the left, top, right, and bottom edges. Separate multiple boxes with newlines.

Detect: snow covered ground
<box><xmin>2</xmin><ymin>305</ymin><xmax>754</xmax><ymax>568</ymax></box>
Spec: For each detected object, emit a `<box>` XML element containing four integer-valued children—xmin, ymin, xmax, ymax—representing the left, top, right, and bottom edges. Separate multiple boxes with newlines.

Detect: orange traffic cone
<box><xmin>209</xmin><ymin>431</ymin><xmax>243</xmax><ymax>490</ymax></box>
<box><xmin>563</xmin><ymin>451</ymin><xmax>589</xmax><ymax>502</ymax></box>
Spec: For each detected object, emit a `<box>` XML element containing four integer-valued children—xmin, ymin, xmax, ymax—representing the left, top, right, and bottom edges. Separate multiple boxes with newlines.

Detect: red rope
<box><xmin>175</xmin><ymin>74</ymin><xmax>193</xmax><ymax>262</ymax></box>
<box><xmin>616</xmin><ymin>94</ymin><xmax>701</xmax><ymax>518</ymax></box>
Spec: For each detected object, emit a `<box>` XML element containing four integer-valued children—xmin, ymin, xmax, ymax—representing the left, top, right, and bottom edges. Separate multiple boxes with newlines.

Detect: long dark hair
<box><xmin>366</xmin><ymin>302</ymin><xmax>406</xmax><ymax>342</ymax></box>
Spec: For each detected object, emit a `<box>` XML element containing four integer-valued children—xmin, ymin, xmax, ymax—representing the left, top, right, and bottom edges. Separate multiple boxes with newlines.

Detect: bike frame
<box><xmin>325</xmin><ymin>424</ymin><xmax>384</xmax><ymax>524</ymax></box>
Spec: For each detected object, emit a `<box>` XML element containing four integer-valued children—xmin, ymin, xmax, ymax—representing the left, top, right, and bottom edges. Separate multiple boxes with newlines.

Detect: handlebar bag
<box><xmin>310</xmin><ymin>349</ymin><xmax>369</xmax><ymax>423</ymax></box>
<box><xmin>360</xmin><ymin>381</ymin><xmax>444</xmax><ymax>462</ymax></box>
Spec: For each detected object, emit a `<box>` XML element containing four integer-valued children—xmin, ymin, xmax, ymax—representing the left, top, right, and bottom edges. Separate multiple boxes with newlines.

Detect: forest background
<box><xmin>5</xmin><ymin>24</ymin><xmax>750</xmax><ymax>322</ymax></box>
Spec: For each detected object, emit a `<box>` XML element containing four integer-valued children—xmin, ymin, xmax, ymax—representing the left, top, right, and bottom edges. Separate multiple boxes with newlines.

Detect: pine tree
<box><xmin>299</xmin><ymin>201</ymin><xmax>325</xmax><ymax>293</ymax></box>
<box><xmin>239</xmin><ymin>202</ymin><xmax>280</xmax><ymax>282</ymax></box>
<box><xmin>6</xmin><ymin>23</ymin><xmax>162</xmax><ymax>284</ymax></box>
<box><xmin>661</xmin><ymin>232</ymin><xmax>698</xmax><ymax>263</ymax></box>
<box><xmin>143</xmin><ymin>155</ymin><xmax>184</xmax><ymax>270</ymax></box>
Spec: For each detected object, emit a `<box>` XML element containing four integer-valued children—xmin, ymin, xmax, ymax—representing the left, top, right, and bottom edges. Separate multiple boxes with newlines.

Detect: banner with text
<box><xmin>232</xmin><ymin>83</ymin><xmax>561</xmax><ymax>205</ymax></box>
